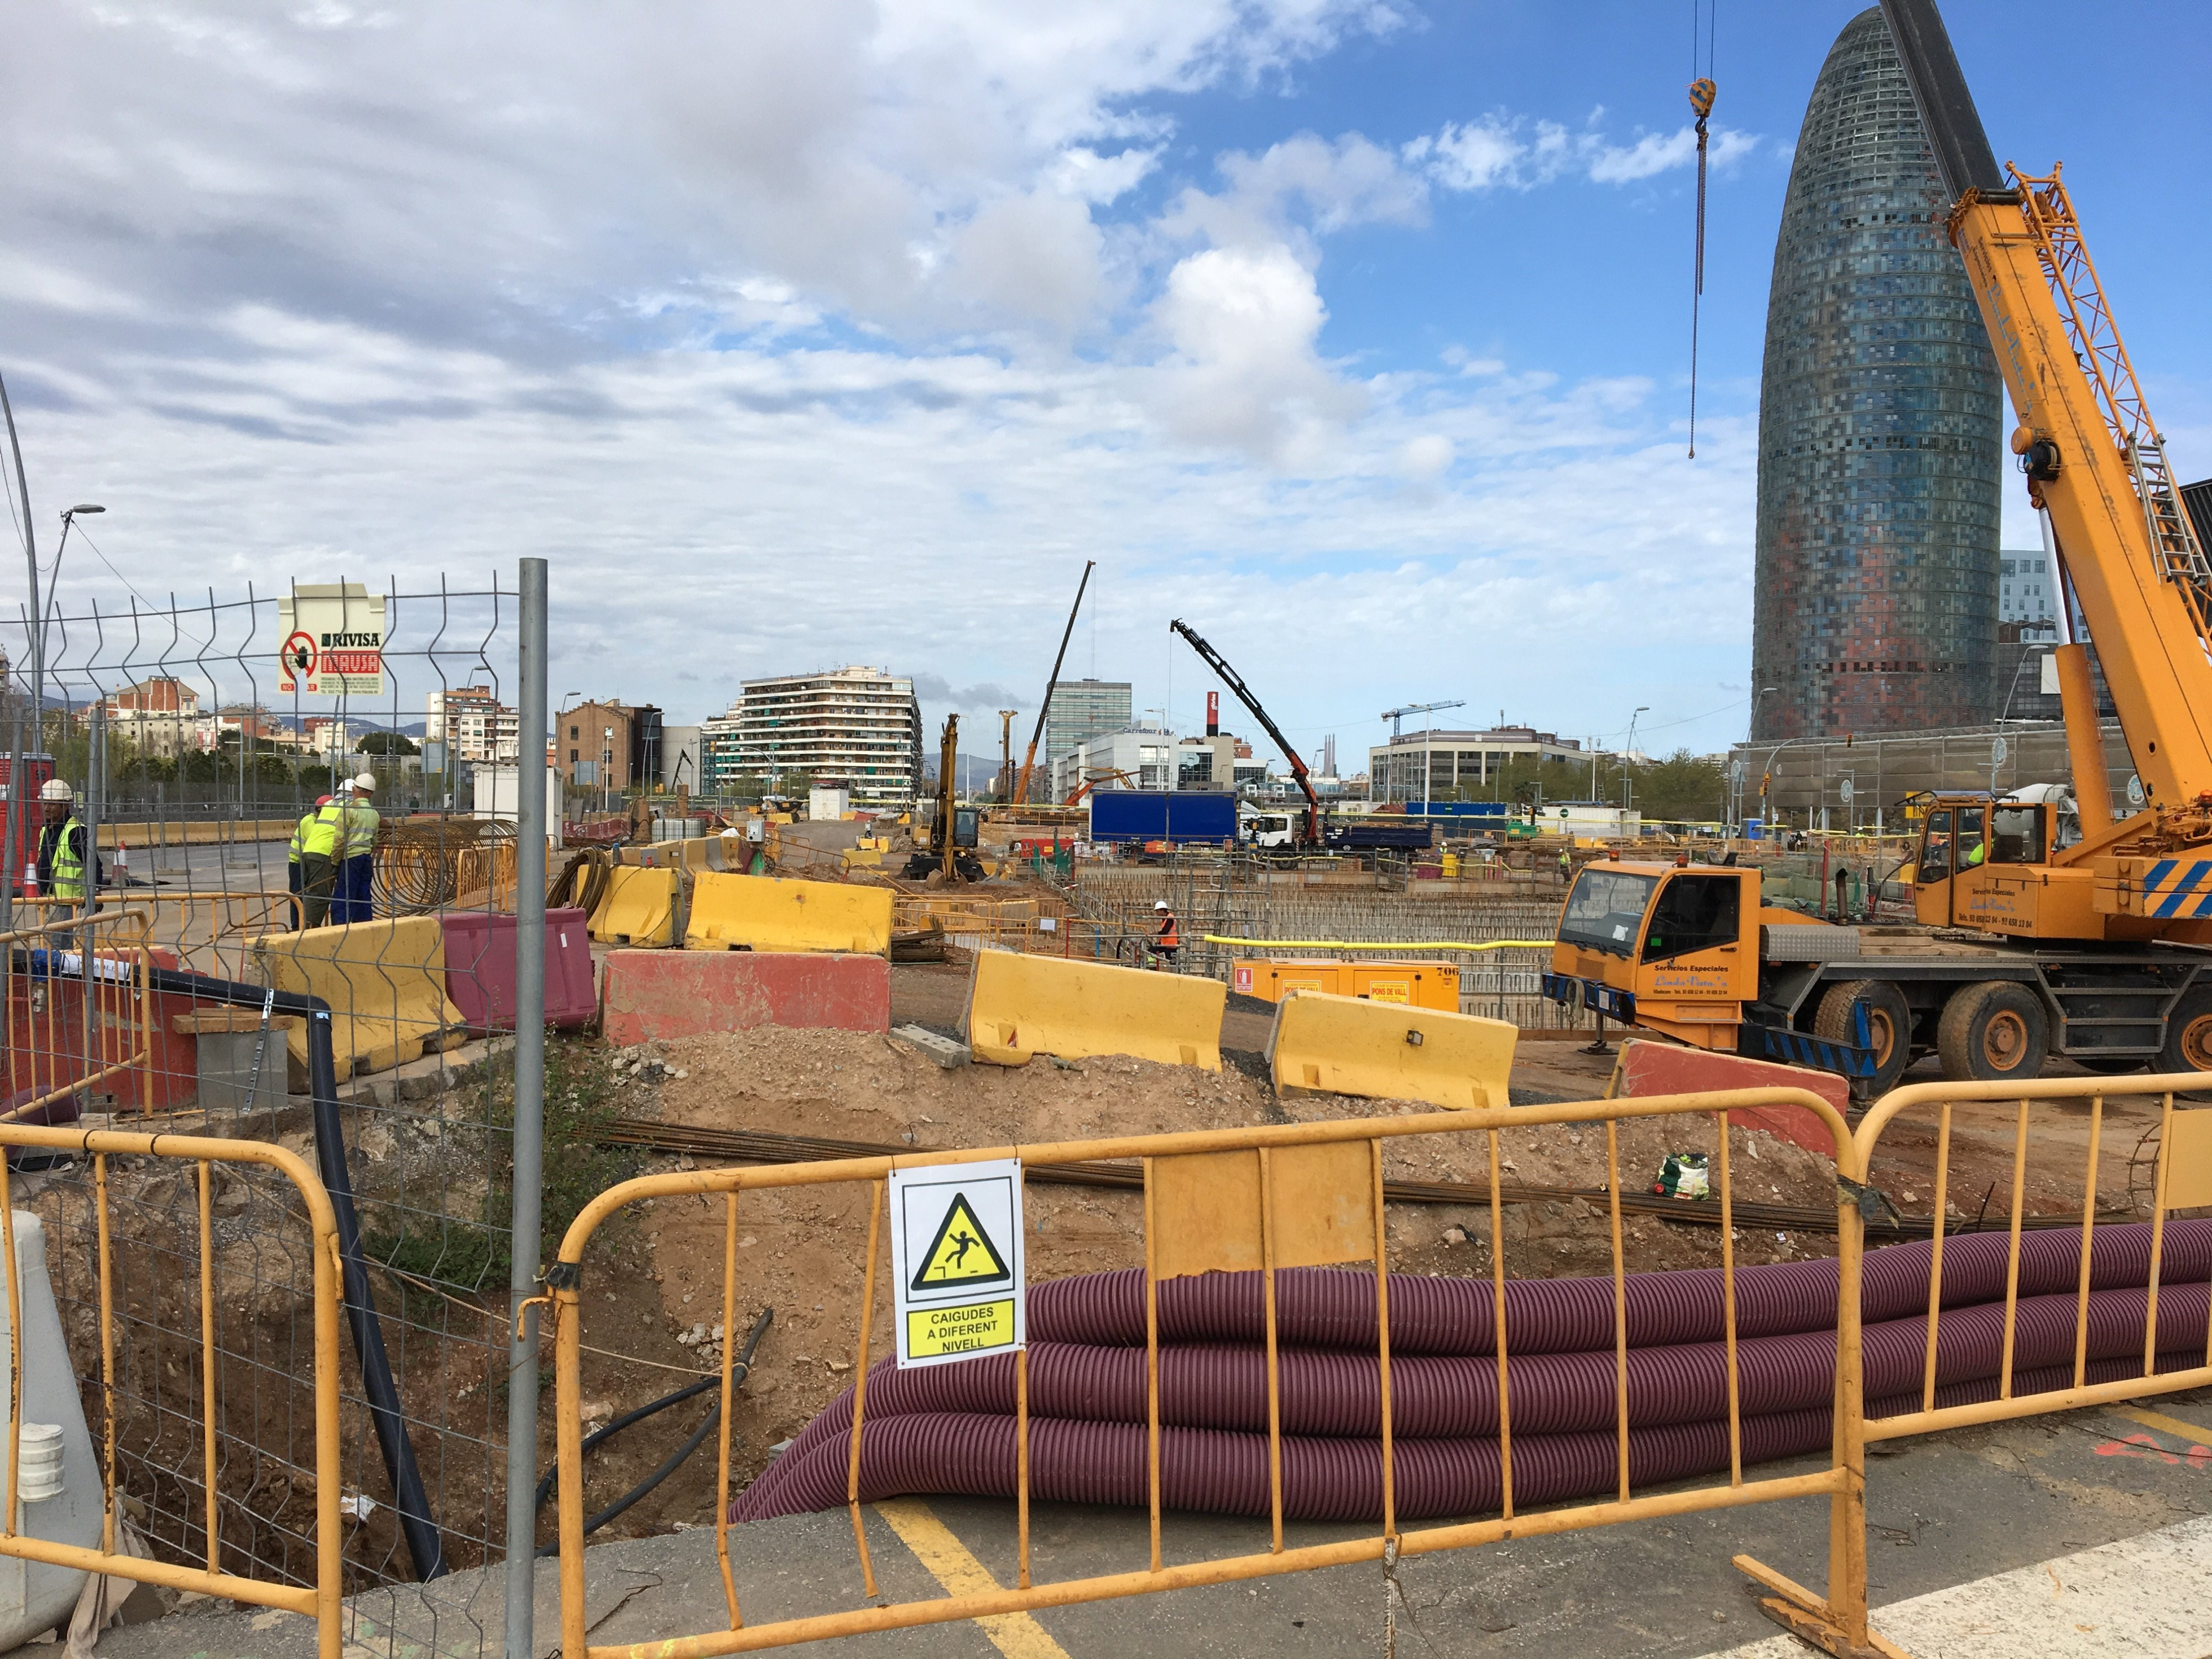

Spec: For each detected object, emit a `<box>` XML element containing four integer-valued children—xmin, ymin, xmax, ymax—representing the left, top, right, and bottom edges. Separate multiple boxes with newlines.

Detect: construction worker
<box><xmin>289</xmin><ymin>795</ymin><xmax>332</xmax><ymax>929</ymax></box>
<box><xmin>296</xmin><ymin>791</ymin><xmax>347</xmax><ymax>929</ymax></box>
<box><xmin>1557</xmin><ymin>846</ymin><xmax>1572</xmax><ymax>884</ymax></box>
<box><xmin>35</xmin><ymin>779</ymin><xmax>100</xmax><ymax>933</ymax></box>
<box><xmin>1152</xmin><ymin>899</ymin><xmax>1179</xmax><ymax>965</ymax></box>
<box><xmin>335</xmin><ymin>772</ymin><xmax>380</xmax><ymax>924</ymax></box>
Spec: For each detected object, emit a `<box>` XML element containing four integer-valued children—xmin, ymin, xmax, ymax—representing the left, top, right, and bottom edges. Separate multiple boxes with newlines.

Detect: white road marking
<box><xmin>1713</xmin><ymin>1511</ymin><xmax>2212</xmax><ymax>1658</ymax></box>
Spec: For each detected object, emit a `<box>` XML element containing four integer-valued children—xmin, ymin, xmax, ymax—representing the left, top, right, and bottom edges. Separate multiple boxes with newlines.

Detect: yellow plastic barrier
<box><xmin>253</xmin><ymin>916</ymin><xmax>467</xmax><ymax>1079</ymax></box>
<box><xmin>683</xmin><ymin>870</ymin><xmax>893</xmax><ymax>956</ymax></box>
<box><xmin>965</xmin><ymin>948</ymin><xmax>1224</xmax><ymax>1071</ymax></box>
<box><xmin>589</xmin><ymin>865</ymin><xmax>681</xmax><ymax>947</ymax></box>
<box><xmin>1267</xmin><ymin>989</ymin><xmax>1515</xmax><ymax>1110</ymax></box>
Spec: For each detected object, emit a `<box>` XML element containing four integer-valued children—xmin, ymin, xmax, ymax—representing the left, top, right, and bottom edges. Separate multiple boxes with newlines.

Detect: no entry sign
<box><xmin>888</xmin><ymin>1158</ymin><xmax>1025</xmax><ymax>1369</ymax></box>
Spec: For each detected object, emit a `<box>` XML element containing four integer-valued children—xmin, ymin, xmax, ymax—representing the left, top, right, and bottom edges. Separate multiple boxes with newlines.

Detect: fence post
<box><xmin>504</xmin><ymin>557</ymin><xmax>550</xmax><ymax>1657</ymax></box>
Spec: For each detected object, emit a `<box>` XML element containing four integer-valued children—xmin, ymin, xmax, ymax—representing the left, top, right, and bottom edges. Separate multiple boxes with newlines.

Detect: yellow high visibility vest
<box><xmin>299</xmin><ymin>802</ymin><xmax>345</xmax><ymax>859</ymax></box>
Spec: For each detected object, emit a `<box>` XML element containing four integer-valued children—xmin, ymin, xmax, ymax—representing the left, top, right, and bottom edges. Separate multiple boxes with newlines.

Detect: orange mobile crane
<box><xmin>1544</xmin><ymin>0</ymin><xmax>2212</xmax><ymax>1094</ymax></box>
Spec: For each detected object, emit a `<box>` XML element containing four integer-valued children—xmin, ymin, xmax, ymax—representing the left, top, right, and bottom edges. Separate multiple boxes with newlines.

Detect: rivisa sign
<box><xmin>277</xmin><ymin>583</ymin><xmax>387</xmax><ymax>696</ymax></box>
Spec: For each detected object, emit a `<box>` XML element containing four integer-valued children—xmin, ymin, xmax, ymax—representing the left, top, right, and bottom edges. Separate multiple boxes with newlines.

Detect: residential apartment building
<box><xmin>426</xmin><ymin>686</ymin><xmax>518</xmax><ymax>763</ymax></box>
<box><xmin>88</xmin><ymin>676</ymin><xmax>203</xmax><ymax>757</ymax></box>
<box><xmin>1369</xmin><ymin>726</ymin><xmax>1585</xmax><ymax>803</ymax></box>
<box><xmin>559</xmin><ymin>700</ymin><xmax>632</xmax><ymax>790</ymax></box>
<box><xmin>712</xmin><ymin>667</ymin><xmax>921</xmax><ymax>808</ymax></box>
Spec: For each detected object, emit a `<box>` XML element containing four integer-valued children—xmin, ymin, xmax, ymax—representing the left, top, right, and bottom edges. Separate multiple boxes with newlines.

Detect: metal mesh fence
<box><xmin>0</xmin><ymin>581</ymin><xmax>539</xmax><ymax>1658</ymax></box>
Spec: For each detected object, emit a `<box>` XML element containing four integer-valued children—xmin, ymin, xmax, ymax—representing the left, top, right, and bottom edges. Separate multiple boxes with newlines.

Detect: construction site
<box><xmin>0</xmin><ymin>2</ymin><xmax>2208</xmax><ymax>1658</ymax></box>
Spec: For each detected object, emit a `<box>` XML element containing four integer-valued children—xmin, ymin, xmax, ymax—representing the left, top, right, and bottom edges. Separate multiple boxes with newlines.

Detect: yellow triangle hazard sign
<box><xmin>910</xmin><ymin>1193</ymin><xmax>1011</xmax><ymax>1291</ymax></box>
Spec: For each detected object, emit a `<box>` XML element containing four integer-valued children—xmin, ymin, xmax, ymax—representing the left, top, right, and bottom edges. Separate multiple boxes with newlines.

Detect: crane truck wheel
<box><xmin>1812</xmin><ymin>980</ymin><xmax>1912</xmax><ymax>1095</ymax></box>
<box><xmin>2157</xmin><ymin>985</ymin><xmax>2212</xmax><ymax>1095</ymax></box>
<box><xmin>1937</xmin><ymin>983</ymin><xmax>2048</xmax><ymax>1083</ymax></box>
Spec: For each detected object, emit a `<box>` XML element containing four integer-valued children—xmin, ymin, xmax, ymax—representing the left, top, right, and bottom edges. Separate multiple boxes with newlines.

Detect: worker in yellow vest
<box><xmin>296</xmin><ymin>792</ymin><xmax>347</xmax><ymax>928</ymax></box>
<box><xmin>335</xmin><ymin>772</ymin><xmax>380</xmax><ymax>924</ymax></box>
<box><xmin>289</xmin><ymin>795</ymin><xmax>332</xmax><ymax>929</ymax></box>
<box><xmin>35</xmin><ymin>779</ymin><xmax>100</xmax><ymax>933</ymax></box>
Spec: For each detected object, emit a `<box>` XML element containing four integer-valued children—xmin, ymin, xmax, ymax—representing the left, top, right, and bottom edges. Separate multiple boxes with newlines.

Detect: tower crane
<box><xmin>1380</xmin><ymin>701</ymin><xmax>1466</xmax><ymax>742</ymax></box>
<box><xmin>1542</xmin><ymin>0</ymin><xmax>2212</xmax><ymax>1093</ymax></box>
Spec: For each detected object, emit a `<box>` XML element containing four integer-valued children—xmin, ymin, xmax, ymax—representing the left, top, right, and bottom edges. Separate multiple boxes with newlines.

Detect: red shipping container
<box><xmin>442</xmin><ymin>909</ymin><xmax>596</xmax><ymax>1032</ymax></box>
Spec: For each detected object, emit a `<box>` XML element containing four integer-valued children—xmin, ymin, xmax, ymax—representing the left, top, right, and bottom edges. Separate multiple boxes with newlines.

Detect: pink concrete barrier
<box><xmin>1614</xmin><ymin>1038</ymin><xmax>1845</xmax><ymax>1157</ymax></box>
<box><xmin>601</xmin><ymin>950</ymin><xmax>889</xmax><ymax>1045</ymax></box>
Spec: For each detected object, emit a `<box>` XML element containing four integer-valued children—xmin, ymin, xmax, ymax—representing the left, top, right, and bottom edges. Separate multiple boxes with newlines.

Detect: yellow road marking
<box><xmin>2112</xmin><ymin>1405</ymin><xmax>2212</xmax><ymax>1446</ymax></box>
<box><xmin>872</xmin><ymin>1498</ymin><xmax>1072</xmax><ymax>1659</ymax></box>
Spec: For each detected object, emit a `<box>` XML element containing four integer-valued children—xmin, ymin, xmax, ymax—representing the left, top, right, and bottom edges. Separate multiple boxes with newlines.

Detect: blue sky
<box><xmin>2</xmin><ymin>1</ymin><xmax>2205</xmax><ymax>771</ymax></box>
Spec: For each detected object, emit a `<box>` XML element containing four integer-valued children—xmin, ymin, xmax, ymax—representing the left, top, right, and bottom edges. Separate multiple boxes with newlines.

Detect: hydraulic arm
<box><xmin>1169</xmin><ymin>619</ymin><xmax>1321</xmax><ymax>846</ymax></box>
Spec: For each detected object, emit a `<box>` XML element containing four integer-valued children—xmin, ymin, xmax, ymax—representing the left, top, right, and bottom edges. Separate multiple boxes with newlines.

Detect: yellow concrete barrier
<box><xmin>1267</xmin><ymin>990</ymin><xmax>1514</xmax><ymax>1110</ymax></box>
<box><xmin>683</xmin><ymin>870</ymin><xmax>893</xmax><ymax>955</ymax></box>
<box><xmin>589</xmin><ymin>865</ymin><xmax>680</xmax><ymax>948</ymax></box>
<box><xmin>965</xmin><ymin>949</ymin><xmax>1223</xmax><ymax>1071</ymax></box>
<box><xmin>253</xmin><ymin>916</ymin><xmax>468</xmax><ymax>1079</ymax></box>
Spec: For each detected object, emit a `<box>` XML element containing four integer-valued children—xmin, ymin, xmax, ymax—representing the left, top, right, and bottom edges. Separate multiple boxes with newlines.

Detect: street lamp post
<box><xmin>1621</xmin><ymin>707</ymin><xmax>1649</xmax><ymax>818</ymax></box>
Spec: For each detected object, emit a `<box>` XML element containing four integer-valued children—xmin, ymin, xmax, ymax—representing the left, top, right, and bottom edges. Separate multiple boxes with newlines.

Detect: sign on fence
<box><xmin>277</xmin><ymin>582</ymin><xmax>387</xmax><ymax>695</ymax></box>
<box><xmin>889</xmin><ymin>1157</ymin><xmax>1025</xmax><ymax>1368</ymax></box>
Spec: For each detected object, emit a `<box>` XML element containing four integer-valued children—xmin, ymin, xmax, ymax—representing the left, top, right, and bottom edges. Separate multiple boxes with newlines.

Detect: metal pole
<box><xmin>504</xmin><ymin>559</ymin><xmax>549</xmax><ymax>1658</ymax></box>
<box><xmin>0</xmin><ymin>372</ymin><xmax>37</xmax><ymax>754</ymax></box>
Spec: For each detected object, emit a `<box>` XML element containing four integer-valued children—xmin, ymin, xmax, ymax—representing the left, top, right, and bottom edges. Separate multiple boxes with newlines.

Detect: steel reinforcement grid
<box><xmin>0</xmin><ymin>580</ymin><xmax>542</xmax><ymax>1658</ymax></box>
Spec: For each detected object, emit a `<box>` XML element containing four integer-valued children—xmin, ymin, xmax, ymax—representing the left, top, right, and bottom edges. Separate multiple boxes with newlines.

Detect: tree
<box><xmin>1629</xmin><ymin>748</ymin><xmax>1726</xmax><ymax>826</ymax></box>
<box><xmin>357</xmin><ymin>731</ymin><xmax>419</xmax><ymax>755</ymax></box>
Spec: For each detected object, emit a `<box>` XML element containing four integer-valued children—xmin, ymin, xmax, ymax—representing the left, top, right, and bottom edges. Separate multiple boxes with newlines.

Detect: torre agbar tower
<box><xmin>1749</xmin><ymin>7</ymin><xmax>2003</xmax><ymax>742</ymax></box>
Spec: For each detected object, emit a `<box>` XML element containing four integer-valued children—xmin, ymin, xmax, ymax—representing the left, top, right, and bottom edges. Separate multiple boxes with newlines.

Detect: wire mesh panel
<box><xmin>0</xmin><ymin>581</ymin><xmax>540</xmax><ymax>1658</ymax></box>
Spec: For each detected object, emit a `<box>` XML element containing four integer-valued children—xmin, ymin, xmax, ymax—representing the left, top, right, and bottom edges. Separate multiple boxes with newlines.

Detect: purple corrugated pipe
<box><xmin>734</xmin><ymin>1220</ymin><xmax>2212</xmax><ymax>1525</ymax></box>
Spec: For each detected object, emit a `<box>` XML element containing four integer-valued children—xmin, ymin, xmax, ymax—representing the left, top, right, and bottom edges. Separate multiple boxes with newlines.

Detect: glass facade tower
<box><xmin>1749</xmin><ymin>7</ymin><xmax>2003</xmax><ymax>741</ymax></box>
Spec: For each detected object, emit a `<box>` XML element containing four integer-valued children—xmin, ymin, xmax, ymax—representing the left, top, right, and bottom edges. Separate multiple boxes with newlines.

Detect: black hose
<box><xmin>135</xmin><ymin>963</ymin><xmax>447</xmax><ymax>1582</ymax></box>
<box><xmin>531</xmin><ymin>1306</ymin><xmax>773</xmax><ymax>1556</ymax></box>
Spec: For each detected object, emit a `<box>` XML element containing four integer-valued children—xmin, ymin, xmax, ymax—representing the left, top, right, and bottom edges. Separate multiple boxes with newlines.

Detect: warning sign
<box><xmin>277</xmin><ymin>583</ymin><xmax>387</xmax><ymax>696</ymax></box>
<box><xmin>889</xmin><ymin>1158</ymin><xmax>1024</xmax><ymax>1369</ymax></box>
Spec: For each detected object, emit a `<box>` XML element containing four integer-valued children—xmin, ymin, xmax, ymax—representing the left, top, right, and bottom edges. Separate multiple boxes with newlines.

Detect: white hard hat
<box><xmin>351</xmin><ymin>771</ymin><xmax>377</xmax><ymax>792</ymax></box>
<box><xmin>1154</xmin><ymin>900</ymin><xmax>1170</xmax><ymax>911</ymax></box>
<box><xmin>38</xmin><ymin>779</ymin><xmax>73</xmax><ymax>804</ymax></box>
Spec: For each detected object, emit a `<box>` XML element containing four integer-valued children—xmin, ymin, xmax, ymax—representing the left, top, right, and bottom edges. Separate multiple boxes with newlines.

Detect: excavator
<box><xmin>1063</xmin><ymin>768</ymin><xmax>1138</xmax><ymax>807</ymax></box>
<box><xmin>902</xmin><ymin>715</ymin><xmax>984</xmax><ymax>883</ymax></box>
<box><xmin>1545</xmin><ymin>0</ymin><xmax>2212</xmax><ymax>1094</ymax></box>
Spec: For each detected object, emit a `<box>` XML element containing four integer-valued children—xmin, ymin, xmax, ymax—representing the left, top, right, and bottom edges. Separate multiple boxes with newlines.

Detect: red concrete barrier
<box><xmin>442</xmin><ymin>909</ymin><xmax>596</xmax><ymax>1032</ymax></box>
<box><xmin>601</xmin><ymin>950</ymin><xmax>889</xmax><ymax>1045</ymax></box>
<box><xmin>1614</xmin><ymin>1039</ymin><xmax>1845</xmax><ymax>1157</ymax></box>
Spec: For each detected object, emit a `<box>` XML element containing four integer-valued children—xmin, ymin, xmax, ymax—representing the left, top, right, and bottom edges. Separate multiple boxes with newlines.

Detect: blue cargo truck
<box><xmin>1087</xmin><ymin>790</ymin><xmax>1239</xmax><ymax>845</ymax></box>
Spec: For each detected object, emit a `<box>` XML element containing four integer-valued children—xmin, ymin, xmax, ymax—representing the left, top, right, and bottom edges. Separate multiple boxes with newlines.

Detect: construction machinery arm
<box><xmin>1169</xmin><ymin>619</ymin><xmax>1321</xmax><ymax>845</ymax></box>
<box><xmin>1064</xmin><ymin>768</ymin><xmax>1137</xmax><ymax>807</ymax></box>
<box><xmin>1011</xmin><ymin>561</ymin><xmax>1094</xmax><ymax>807</ymax></box>
<box><xmin>1882</xmin><ymin>0</ymin><xmax>2212</xmax><ymax>828</ymax></box>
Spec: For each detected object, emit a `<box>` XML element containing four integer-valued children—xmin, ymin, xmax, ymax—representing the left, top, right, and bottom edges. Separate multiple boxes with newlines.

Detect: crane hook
<box><xmin>1687</xmin><ymin>76</ymin><xmax>1716</xmax><ymax>459</ymax></box>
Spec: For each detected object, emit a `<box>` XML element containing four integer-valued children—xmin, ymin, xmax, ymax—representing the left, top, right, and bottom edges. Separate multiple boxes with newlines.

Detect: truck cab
<box><xmin>1546</xmin><ymin>860</ymin><xmax>1764</xmax><ymax>1053</ymax></box>
<box><xmin>1912</xmin><ymin>791</ymin><xmax>2104</xmax><ymax>940</ymax></box>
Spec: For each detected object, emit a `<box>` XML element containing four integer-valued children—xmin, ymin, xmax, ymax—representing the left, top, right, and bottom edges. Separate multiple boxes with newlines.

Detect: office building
<box><xmin>1749</xmin><ymin>7</ymin><xmax>2004</xmax><ymax>740</ymax></box>
<box><xmin>1368</xmin><ymin>727</ymin><xmax>1584</xmax><ymax>804</ymax></box>
<box><xmin>1999</xmin><ymin>550</ymin><xmax>2059</xmax><ymax>637</ymax></box>
<box><xmin>1049</xmin><ymin>724</ymin><xmax>1177</xmax><ymax>800</ymax></box>
<box><xmin>1044</xmin><ymin>680</ymin><xmax>1132</xmax><ymax>765</ymax></box>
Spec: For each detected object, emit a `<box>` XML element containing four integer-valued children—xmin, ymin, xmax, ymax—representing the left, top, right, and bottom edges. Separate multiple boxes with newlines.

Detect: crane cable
<box><xmin>1687</xmin><ymin>1</ymin><xmax>1717</xmax><ymax>460</ymax></box>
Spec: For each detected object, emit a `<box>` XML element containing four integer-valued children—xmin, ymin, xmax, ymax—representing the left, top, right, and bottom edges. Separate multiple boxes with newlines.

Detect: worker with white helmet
<box><xmin>34</xmin><ymin>778</ymin><xmax>101</xmax><ymax>930</ymax></box>
<box><xmin>1152</xmin><ymin>897</ymin><xmax>1179</xmax><ymax>964</ymax></box>
<box><xmin>295</xmin><ymin>789</ymin><xmax>348</xmax><ymax>929</ymax></box>
<box><xmin>334</xmin><ymin>771</ymin><xmax>380</xmax><ymax>924</ymax></box>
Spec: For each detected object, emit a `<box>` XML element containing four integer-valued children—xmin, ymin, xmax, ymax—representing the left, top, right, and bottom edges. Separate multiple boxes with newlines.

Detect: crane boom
<box><xmin>1168</xmin><ymin>619</ymin><xmax>1320</xmax><ymax>846</ymax></box>
<box><xmin>1011</xmin><ymin>561</ymin><xmax>1093</xmax><ymax>808</ymax></box>
<box><xmin>1882</xmin><ymin>0</ymin><xmax>2212</xmax><ymax>835</ymax></box>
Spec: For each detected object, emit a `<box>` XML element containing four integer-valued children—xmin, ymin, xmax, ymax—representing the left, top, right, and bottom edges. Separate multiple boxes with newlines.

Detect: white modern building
<box><xmin>1369</xmin><ymin>726</ymin><xmax>1585</xmax><ymax>803</ymax></box>
<box><xmin>1998</xmin><ymin>549</ymin><xmax>2059</xmax><ymax>639</ymax></box>
<box><xmin>1049</xmin><ymin>723</ymin><xmax>1178</xmax><ymax>800</ymax></box>
<box><xmin>426</xmin><ymin>686</ymin><xmax>519</xmax><ymax>763</ymax></box>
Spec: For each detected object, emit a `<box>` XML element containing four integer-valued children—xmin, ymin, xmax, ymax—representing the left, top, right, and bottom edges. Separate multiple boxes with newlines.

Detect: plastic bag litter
<box><xmin>1651</xmin><ymin>1151</ymin><xmax>1710</xmax><ymax>1200</ymax></box>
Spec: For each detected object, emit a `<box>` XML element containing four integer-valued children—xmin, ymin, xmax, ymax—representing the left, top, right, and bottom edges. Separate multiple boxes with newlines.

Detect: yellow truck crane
<box><xmin>1544</xmin><ymin>0</ymin><xmax>2212</xmax><ymax>1095</ymax></box>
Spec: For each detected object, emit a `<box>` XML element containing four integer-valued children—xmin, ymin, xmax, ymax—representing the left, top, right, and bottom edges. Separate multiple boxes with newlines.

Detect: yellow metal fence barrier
<box><xmin>550</xmin><ymin>1084</ymin><xmax>1866</xmax><ymax>1657</ymax></box>
<box><xmin>1749</xmin><ymin>1071</ymin><xmax>2212</xmax><ymax>1656</ymax></box>
<box><xmin>0</xmin><ymin>1118</ymin><xmax>342</xmax><ymax>1657</ymax></box>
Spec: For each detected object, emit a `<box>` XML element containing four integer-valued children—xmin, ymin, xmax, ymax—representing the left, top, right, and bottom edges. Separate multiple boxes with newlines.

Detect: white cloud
<box><xmin>1150</xmin><ymin>244</ymin><xmax>1363</xmax><ymax>464</ymax></box>
<box><xmin>1407</xmin><ymin>116</ymin><xmax>1759</xmax><ymax>192</ymax></box>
